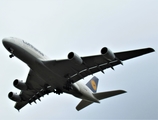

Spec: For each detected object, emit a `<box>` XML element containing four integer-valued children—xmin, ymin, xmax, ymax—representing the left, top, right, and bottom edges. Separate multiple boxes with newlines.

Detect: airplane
<box><xmin>2</xmin><ymin>37</ymin><xmax>155</xmax><ymax>111</ymax></box>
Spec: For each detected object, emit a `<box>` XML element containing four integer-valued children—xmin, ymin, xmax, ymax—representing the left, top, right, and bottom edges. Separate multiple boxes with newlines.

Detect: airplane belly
<box><xmin>30</xmin><ymin>60</ymin><xmax>66</xmax><ymax>91</ymax></box>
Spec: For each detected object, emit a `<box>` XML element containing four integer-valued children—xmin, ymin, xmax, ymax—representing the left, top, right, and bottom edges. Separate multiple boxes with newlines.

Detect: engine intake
<box><xmin>101</xmin><ymin>47</ymin><xmax>116</xmax><ymax>61</ymax></box>
<box><xmin>8</xmin><ymin>92</ymin><xmax>21</xmax><ymax>102</ymax></box>
<box><xmin>13</xmin><ymin>79</ymin><xmax>28</xmax><ymax>90</ymax></box>
<box><xmin>68</xmin><ymin>52</ymin><xmax>83</xmax><ymax>65</ymax></box>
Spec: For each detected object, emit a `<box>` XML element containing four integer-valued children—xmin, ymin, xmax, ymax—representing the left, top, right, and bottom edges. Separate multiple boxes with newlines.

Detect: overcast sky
<box><xmin>0</xmin><ymin>0</ymin><xmax>158</xmax><ymax>119</ymax></box>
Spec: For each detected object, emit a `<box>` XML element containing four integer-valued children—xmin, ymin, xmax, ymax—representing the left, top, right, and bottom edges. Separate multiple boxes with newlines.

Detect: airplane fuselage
<box><xmin>2</xmin><ymin>37</ymin><xmax>99</xmax><ymax>103</ymax></box>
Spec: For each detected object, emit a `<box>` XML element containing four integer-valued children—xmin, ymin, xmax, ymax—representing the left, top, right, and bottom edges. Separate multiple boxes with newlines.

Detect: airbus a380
<box><xmin>2</xmin><ymin>37</ymin><xmax>155</xmax><ymax>111</ymax></box>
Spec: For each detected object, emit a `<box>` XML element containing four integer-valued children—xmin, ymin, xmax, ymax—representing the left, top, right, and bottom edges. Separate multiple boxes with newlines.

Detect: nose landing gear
<box><xmin>9</xmin><ymin>54</ymin><xmax>14</xmax><ymax>58</ymax></box>
<box><xmin>8</xmin><ymin>48</ymin><xmax>14</xmax><ymax>58</ymax></box>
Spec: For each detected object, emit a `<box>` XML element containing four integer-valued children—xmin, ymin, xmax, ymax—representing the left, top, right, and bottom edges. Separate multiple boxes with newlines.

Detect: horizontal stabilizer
<box><xmin>93</xmin><ymin>90</ymin><xmax>126</xmax><ymax>100</ymax></box>
<box><xmin>76</xmin><ymin>100</ymin><xmax>93</xmax><ymax>111</ymax></box>
<box><xmin>76</xmin><ymin>90</ymin><xmax>126</xmax><ymax>111</ymax></box>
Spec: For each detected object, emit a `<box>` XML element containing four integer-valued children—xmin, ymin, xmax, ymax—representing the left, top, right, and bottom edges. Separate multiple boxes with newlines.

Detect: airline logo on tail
<box><xmin>86</xmin><ymin>76</ymin><xmax>99</xmax><ymax>93</ymax></box>
<box><xmin>91</xmin><ymin>80</ymin><xmax>97</xmax><ymax>91</ymax></box>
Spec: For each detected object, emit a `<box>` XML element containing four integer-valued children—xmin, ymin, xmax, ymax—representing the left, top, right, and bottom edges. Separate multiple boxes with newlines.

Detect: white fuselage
<box><xmin>2</xmin><ymin>37</ymin><xmax>99</xmax><ymax>103</ymax></box>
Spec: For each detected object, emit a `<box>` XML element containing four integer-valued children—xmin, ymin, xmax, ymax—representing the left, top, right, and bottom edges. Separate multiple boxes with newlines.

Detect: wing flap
<box><xmin>15</xmin><ymin>89</ymin><xmax>52</xmax><ymax>111</ymax></box>
<box><xmin>69</xmin><ymin>60</ymin><xmax>120</xmax><ymax>83</ymax></box>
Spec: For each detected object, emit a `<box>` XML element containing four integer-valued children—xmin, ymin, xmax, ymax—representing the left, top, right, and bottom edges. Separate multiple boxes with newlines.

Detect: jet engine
<box><xmin>8</xmin><ymin>92</ymin><xmax>21</xmax><ymax>102</ymax></box>
<box><xmin>13</xmin><ymin>79</ymin><xmax>28</xmax><ymax>90</ymax></box>
<box><xmin>68</xmin><ymin>52</ymin><xmax>83</xmax><ymax>65</ymax></box>
<box><xmin>101</xmin><ymin>47</ymin><xmax>116</xmax><ymax>61</ymax></box>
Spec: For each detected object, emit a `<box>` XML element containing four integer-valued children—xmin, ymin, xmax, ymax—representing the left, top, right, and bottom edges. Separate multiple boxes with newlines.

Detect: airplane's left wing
<box><xmin>43</xmin><ymin>47</ymin><xmax>154</xmax><ymax>85</ymax></box>
<box><xmin>13</xmin><ymin>70</ymin><xmax>52</xmax><ymax>111</ymax></box>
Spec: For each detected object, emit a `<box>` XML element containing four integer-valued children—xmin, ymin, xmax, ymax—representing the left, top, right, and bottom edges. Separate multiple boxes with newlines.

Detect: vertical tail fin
<box><xmin>86</xmin><ymin>76</ymin><xmax>99</xmax><ymax>93</ymax></box>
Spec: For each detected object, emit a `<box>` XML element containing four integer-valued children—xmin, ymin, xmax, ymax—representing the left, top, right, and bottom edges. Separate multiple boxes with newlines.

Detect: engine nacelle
<box><xmin>8</xmin><ymin>92</ymin><xmax>21</xmax><ymax>102</ymax></box>
<box><xmin>68</xmin><ymin>52</ymin><xmax>83</xmax><ymax>65</ymax></box>
<box><xmin>13</xmin><ymin>79</ymin><xmax>28</xmax><ymax>90</ymax></box>
<box><xmin>101</xmin><ymin>47</ymin><xmax>116</xmax><ymax>61</ymax></box>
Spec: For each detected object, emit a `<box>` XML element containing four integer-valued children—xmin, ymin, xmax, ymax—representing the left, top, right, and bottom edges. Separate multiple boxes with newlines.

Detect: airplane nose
<box><xmin>2</xmin><ymin>37</ymin><xmax>10</xmax><ymax>45</ymax></box>
<box><xmin>2</xmin><ymin>37</ymin><xmax>15</xmax><ymax>46</ymax></box>
<box><xmin>2</xmin><ymin>37</ymin><xmax>15</xmax><ymax>50</ymax></box>
<box><xmin>2</xmin><ymin>38</ymin><xmax>8</xmax><ymax>46</ymax></box>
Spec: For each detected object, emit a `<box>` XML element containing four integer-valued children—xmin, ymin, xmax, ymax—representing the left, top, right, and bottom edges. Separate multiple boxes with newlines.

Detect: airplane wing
<box><xmin>14</xmin><ymin>70</ymin><xmax>52</xmax><ymax>111</ymax></box>
<box><xmin>43</xmin><ymin>48</ymin><xmax>154</xmax><ymax>84</ymax></box>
